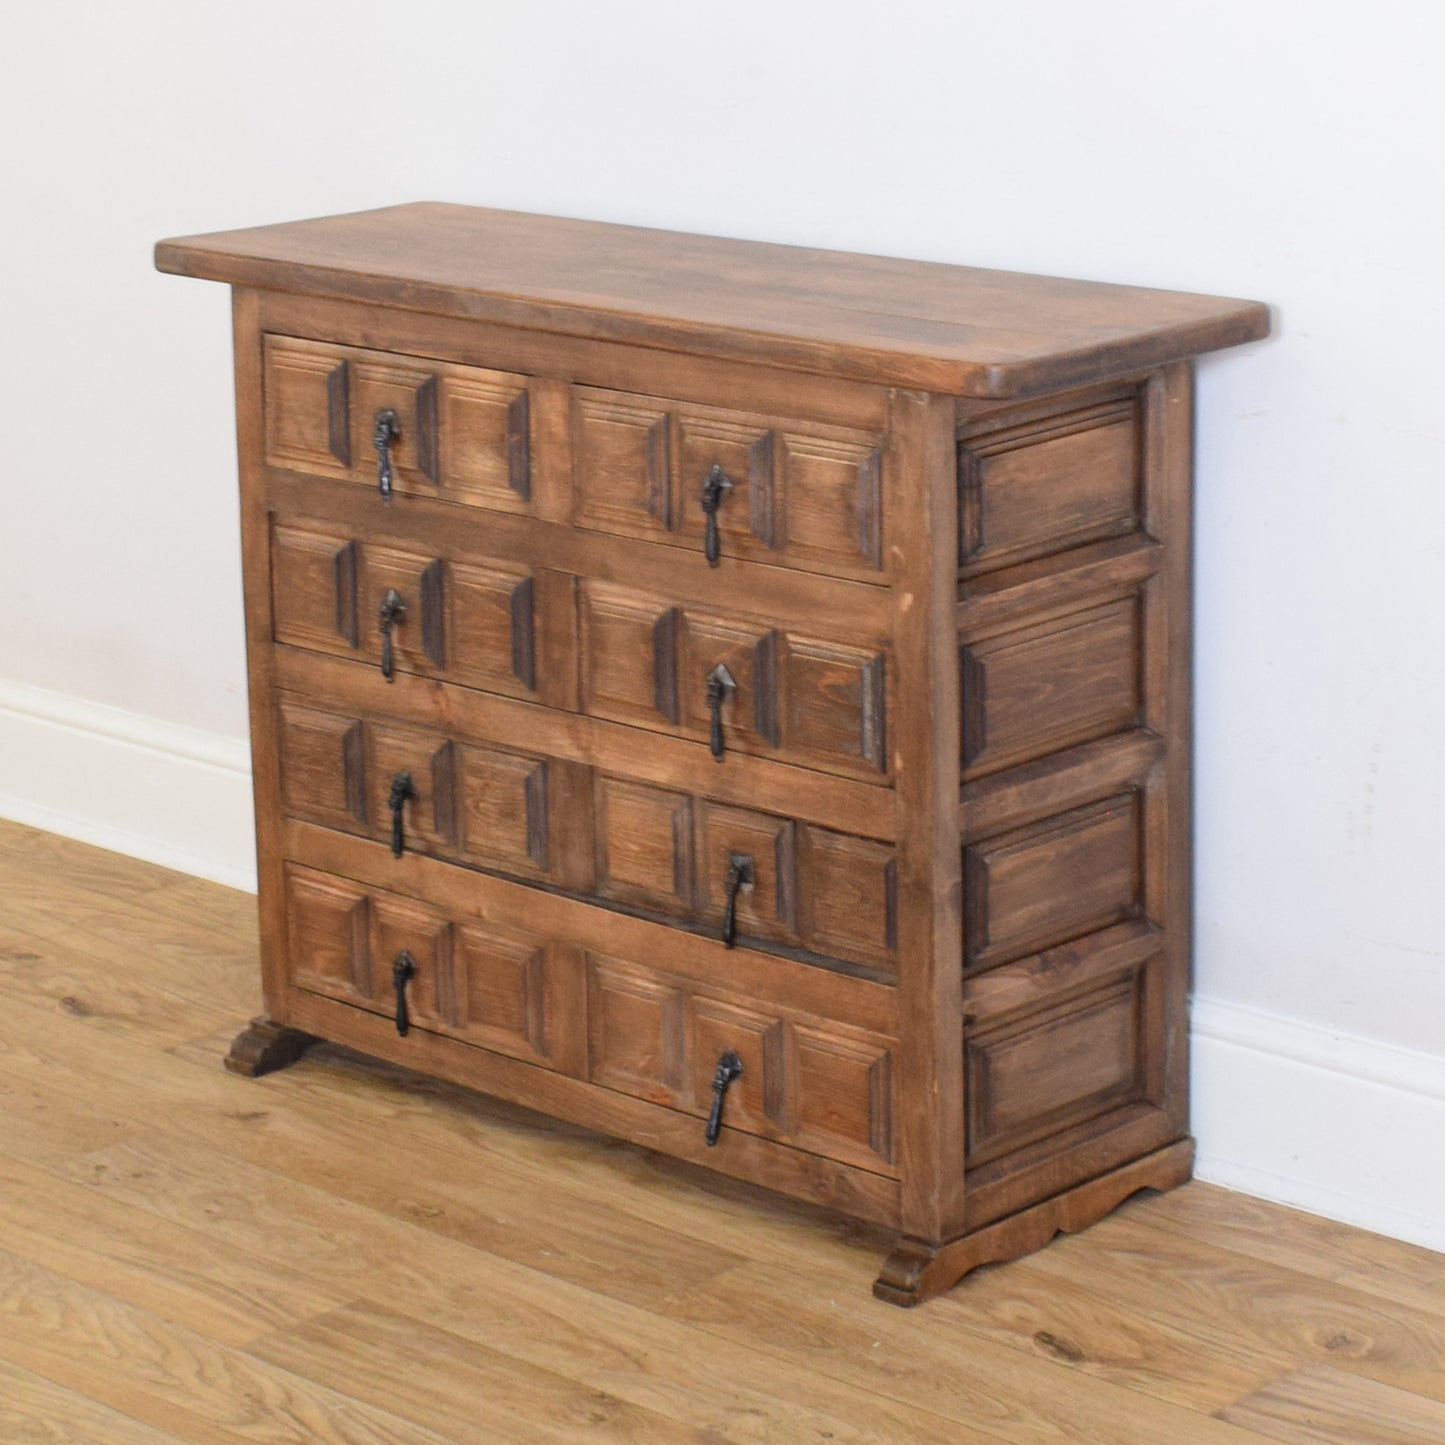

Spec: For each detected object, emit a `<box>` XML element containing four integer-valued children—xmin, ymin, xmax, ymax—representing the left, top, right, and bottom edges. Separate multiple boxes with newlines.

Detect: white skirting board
<box><xmin>0</xmin><ymin>678</ymin><xmax>256</xmax><ymax>892</ymax></box>
<box><xmin>1192</xmin><ymin>996</ymin><xmax>1445</xmax><ymax>1254</ymax></box>
<box><xmin>0</xmin><ymin>678</ymin><xmax>1440</xmax><ymax>1253</ymax></box>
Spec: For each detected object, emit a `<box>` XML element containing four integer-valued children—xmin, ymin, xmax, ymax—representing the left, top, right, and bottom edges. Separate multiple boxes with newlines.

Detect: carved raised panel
<box><xmin>676</xmin><ymin>411</ymin><xmax>779</xmax><ymax>553</ymax></box>
<box><xmin>369</xmin><ymin>723</ymin><xmax>454</xmax><ymax>855</ymax></box>
<box><xmin>573</xmin><ymin>389</ymin><xmax>674</xmax><ymax>537</ymax></box>
<box><xmin>784</xmin><ymin>639</ymin><xmax>887</xmax><ymax>774</ymax></box>
<box><xmin>448</xmin><ymin>560</ymin><xmax>539</xmax><ymax>698</ymax></box>
<box><xmin>278</xmin><ymin>703</ymin><xmax>365</xmax><ymax>829</ymax></box>
<box><xmin>348</xmin><ymin>357</ymin><xmax>435</xmax><ymax>495</ymax></box>
<box><xmin>285</xmin><ymin>866</ymin><xmax>370</xmax><ymax>1002</ymax></box>
<box><xmin>781</xmin><ymin>433</ymin><xmax>885</xmax><ymax>572</ymax></box>
<box><xmin>264</xmin><ymin>340</ymin><xmax>350</xmax><ymax>476</ymax></box>
<box><xmin>594</xmin><ymin>777</ymin><xmax>695</xmax><ymax>915</ymax></box>
<box><xmin>272</xmin><ymin>524</ymin><xmax>358</xmax><ymax>652</ymax></box>
<box><xmin>586</xmin><ymin>957</ymin><xmax>688</xmax><ymax>1105</ymax></box>
<box><xmin>370</xmin><ymin>892</ymin><xmax>453</xmax><ymax>1029</ymax></box>
<box><xmin>965</xmin><ymin>793</ymin><xmax>1142</xmax><ymax>970</ymax></box>
<box><xmin>362</xmin><ymin>544</ymin><xmax>444</xmax><ymax>678</ymax></box>
<box><xmin>452</xmin><ymin>924</ymin><xmax>549</xmax><ymax>1061</ymax></box>
<box><xmin>456</xmin><ymin>745</ymin><xmax>551</xmax><ymax>877</ymax></box>
<box><xmin>681</xmin><ymin>614</ymin><xmax>772</xmax><ymax>752</ymax></box>
<box><xmin>700</xmin><ymin>804</ymin><xmax>799</xmax><ymax>942</ymax></box>
<box><xmin>793</xmin><ymin>1025</ymin><xmax>894</xmax><ymax>1169</ymax></box>
<box><xmin>692</xmin><ymin>998</ymin><xmax>786</xmax><ymax>1134</ymax></box>
<box><xmin>965</xmin><ymin>971</ymin><xmax>1145</xmax><ymax>1167</ymax></box>
<box><xmin>961</xmin><ymin>597</ymin><xmax>1141</xmax><ymax>779</ymax></box>
<box><xmin>441</xmin><ymin>374</ymin><xmax>532</xmax><ymax>510</ymax></box>
<box><xmin>959</xmin><ymin>396</ymin><xmax>1141</xmax><ymax>572</ymax></box>
<box><xmin>579</xmin><ymin>582</ymin><xmax>678</xmax><ymax>731</ymax></box>
<box><xmin>805</xmin><ymin>829</ymin><xmax>897</xmax><ymax>969</ymax></box>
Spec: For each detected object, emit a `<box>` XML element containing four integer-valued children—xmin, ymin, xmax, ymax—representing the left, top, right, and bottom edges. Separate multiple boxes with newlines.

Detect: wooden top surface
<box><xmin>156</xmin><ymin>203</ymin><xmax>1269</xmax><ymax>397</ymax></box>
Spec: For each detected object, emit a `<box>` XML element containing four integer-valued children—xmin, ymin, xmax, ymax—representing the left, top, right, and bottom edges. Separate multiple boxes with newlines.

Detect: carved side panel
<box><xmin>961</xmin><ymin>596</ymin><xmax>1141</xmax><ymax>779</ymax></box>
<box><xmin>959</xmin><ymin>394</ymin><xmax>1141</xmax><ymax>572</ymax></box>
<box><xmin>965</xmin><ymin>969</ymin><xmax>1146</xmax><ymax>1168</ymax></box>
<box><xmin>964</xmin><ymin>793</ymin><xmax>1143</xmax><ymax>971</ymax></box>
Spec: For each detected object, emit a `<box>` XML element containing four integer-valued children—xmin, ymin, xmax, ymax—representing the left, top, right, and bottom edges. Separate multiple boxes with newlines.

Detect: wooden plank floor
<box><xmin>1</xmin><ymin>817</ymin><xmax>1442</xmax><ymax>1444</ymax></box>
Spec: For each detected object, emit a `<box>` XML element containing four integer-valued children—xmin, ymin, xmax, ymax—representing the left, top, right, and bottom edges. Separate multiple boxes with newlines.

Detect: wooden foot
<box><xmin>873</xmin><ymin>1137</ymin><xmax>1195</xmax><ymax>1307</ymax></box>
<box><xmin>224</xmin><ymin>1017</ymin><xmax>320</xmax><ymax>1078</ymax></box>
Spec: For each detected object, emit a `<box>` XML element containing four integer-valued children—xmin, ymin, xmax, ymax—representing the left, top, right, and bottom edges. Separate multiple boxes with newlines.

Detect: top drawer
<box><xmin>263</xmin><ymin>335</ymin><xmax>892</xmax><ymax>586</ymax></box>
<box><xmin>572</xmin><ymin>386</ymin><xmax>888</xmax><ymax>583</ymax></box>
<box><xmin>264</xmin><ymin>336</ymin><xmax>534</xmax><ymax>513</ymax></box>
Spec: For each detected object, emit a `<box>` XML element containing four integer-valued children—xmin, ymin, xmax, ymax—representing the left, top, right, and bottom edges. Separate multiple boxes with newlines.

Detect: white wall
<box><xmin>5</xmin><ymin>0</ymin><xmax>1443</xmax><ymax>1248</ymax></box>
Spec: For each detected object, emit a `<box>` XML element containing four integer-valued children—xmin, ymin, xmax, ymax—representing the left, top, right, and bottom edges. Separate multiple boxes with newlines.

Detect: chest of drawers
<box><xmin>156</xmin><ymin>205</ymin><xmax>1268</xmax><ymax>1304</ymax></box>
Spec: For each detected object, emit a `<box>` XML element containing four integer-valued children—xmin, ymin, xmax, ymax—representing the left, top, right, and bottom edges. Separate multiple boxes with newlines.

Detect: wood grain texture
<box><xmin>156</xmin><ymin>203</ymin><xmax>1270</xmax><ymax>397</ymax></box>
<box><xmin>0</xmin><ymin>822</ymin><xmax>1441</xmax><ymax>1444</ymax></box>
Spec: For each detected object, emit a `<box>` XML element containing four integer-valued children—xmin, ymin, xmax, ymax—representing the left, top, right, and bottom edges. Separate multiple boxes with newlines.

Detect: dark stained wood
<box><xmin>157</xmin><ymin>204</ymin><xmax>1270</xmax><ymax>398</ymax></box>
<box><xmin>873</xmin><ymin>1139</ymin><xmax>1195</xmax><ymax>1306</ymax></box>
<box><xmin>165</xmin><ymin>212</ymin><xmax>1262</xmax><ymax>1305</ymax></box>
<box><xmin>223</xmin><ymin>1017</ymin><xmax>319</xmax><ymax>1078</ymax></box>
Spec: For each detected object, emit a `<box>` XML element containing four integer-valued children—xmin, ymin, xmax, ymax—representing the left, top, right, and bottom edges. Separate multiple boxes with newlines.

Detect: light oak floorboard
<box><xmin>1</xmin><ymin>819</ymin><xmax>1442</xmax><ymax>1443</ymax></box>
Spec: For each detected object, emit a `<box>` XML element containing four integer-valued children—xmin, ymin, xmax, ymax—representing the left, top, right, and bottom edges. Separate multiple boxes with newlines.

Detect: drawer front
<box><xmin>281</xmin><ymin>862</ymin><xmax>895</xmax><ymax>1173</ymax></box>
<box><xmin>275</xmin><ymin>697</ymin><xmax>898</xmax><ymax>973</ymax></box>
<box><xmin>283</xmin><ymin>863</ymin><xmax>573</xmax><ymax>1069</ymax></box>
<box><xmin>572</xmin><ymin>386</ymin><xmax>888</xmax><ymax>582</ymax></box>
<box><xmin>579</xmin><ymin>579</ymin><xmax>890</xmax><ymax>782</ymax></box>
<box><xmin>264</xmin><ymin>336</ymin><xmax>535</xmax><ymax>513</ymax></box>
<box><xmin>587</xmin><ymin>954</ymin><xmax>896</xmax><ymax>1173</ymax></box>
<box><xmin>270</xmin><ymin>519</ymin><xmax>566</xmax><ymax>706</ymax></box>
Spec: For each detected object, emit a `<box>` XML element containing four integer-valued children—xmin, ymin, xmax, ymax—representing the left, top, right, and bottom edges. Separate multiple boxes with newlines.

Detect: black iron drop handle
<box><xmin>373</xmin><ymin>409</ymin><xmax>400</xmax><ymax>501</ymax></box>
<box><xmin>378</xmin><ymin>588</ymin><xmax>407</xmax><ymax>682</ymax></box>
<box><xmin>706</xmin><ymin>1049</ymin><xmax>744</xmax><ymax>1146</ymax></box>
<box><xmin>722</xmin><ymin>853</ymin><xmax>754</xmax><ymax>949</ymax></box>
<box><xmin>700</xmin><ymin>463</ymin><xmax>734</xmax><ymax>566</ymax></box>
<box><xmin>392</xmin><ymin>950</ymin><xmax>417</xmax><ymax>1036</ymax></box>
<box><xmin>388</xmin><ymin>771</ymin><xmax>417</xmax><ymax>857</ymax></box>
<box><xmin>705</xmin><ymin>663</ymin><xmax>736</xmax><ymax>762</ymax></box>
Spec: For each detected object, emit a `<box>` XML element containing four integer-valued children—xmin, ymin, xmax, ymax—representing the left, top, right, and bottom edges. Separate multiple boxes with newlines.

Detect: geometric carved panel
<box><xmin>961</xmin><ymin>596</ymin><xmax>1141</xmax><ymax>780</ymax></box>
<box><xmin>964</xmin><ymin>793</ymin><xmax>1142</xmax><ymax>971</ymax></box>
<box><xmin>965</xmin><ymin>970</ymin><xmax>1144</xmax><ymax>1168</ymax></box>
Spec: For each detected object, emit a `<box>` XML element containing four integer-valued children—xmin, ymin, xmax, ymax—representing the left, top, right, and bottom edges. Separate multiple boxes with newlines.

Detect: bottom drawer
<box><xmin>281</xmin><ymin>861</ymin><xmax>897</xmax><ymax>1176</ymax></box>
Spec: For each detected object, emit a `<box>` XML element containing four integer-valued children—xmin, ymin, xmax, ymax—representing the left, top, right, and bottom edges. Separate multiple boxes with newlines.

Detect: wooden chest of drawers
<box><xmin>156</xmin><ymin>205</ymin><xmax>1268</xmax><ymax>1304</ymax></box>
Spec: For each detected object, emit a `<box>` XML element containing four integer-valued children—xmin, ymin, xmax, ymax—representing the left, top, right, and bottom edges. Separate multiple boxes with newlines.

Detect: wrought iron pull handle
<box><xmin>387</xmin><ymin>771</ymin><xmax>417</xmax><ymax>858</ymax></box>
<box><xmin>700</xmin><ymin>463</ymin><xmax>734</xmax><ymax>566</ymax></box>
<box><xmin>706</xmin><ymin>1049</ymin><xmax>744</xmax><ymax>1146</ymax></box>
<box><xmin>378</xmin><ymin>588</ymin><xmax>407</xmax><ymax>682</ymax></box>
<box><xmin>373</xmin><ymin>409</ymin><xmax>400</xmax><ymax>501</ymax></box>
<box><xmin>392</xmin><ymin>950</ymin><xmax>417</xmax><ymax>1036</ymax></box>
<box><xmin>705</xmin><ymin>663</ymin><xmax>736</xmax><ymax>762</ymax></box>
<box><xmin>722</xmin><ymin>853</ymin><xmax>754</xmax><ymax>949</ymax></box>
